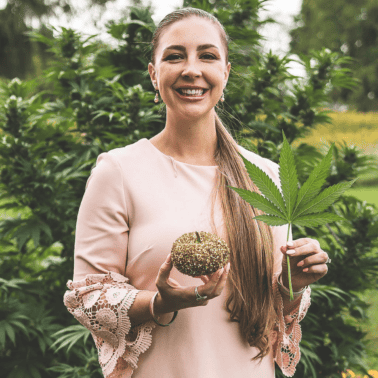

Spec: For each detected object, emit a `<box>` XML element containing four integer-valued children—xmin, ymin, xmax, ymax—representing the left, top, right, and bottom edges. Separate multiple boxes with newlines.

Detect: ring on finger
<box><xmin>326</xmin><ymin>258</ymin><xmax>331</xmax><ymax>264</ymax></box>
<box><xmin>195</xmin><ymin>286</ymin><xmax>208</xmax><ymax>301</ymax></box>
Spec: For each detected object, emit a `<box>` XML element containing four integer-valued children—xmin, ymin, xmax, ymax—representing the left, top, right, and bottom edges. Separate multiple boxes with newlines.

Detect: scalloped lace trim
<box><xmin>63</xmin><ymin>271</ymin><xmax>311</xmax><ymax>377</ymax></box>
<box><xmin>272</xmin><ymin>273</ymin><xmax>312</xmax><ymax>377</ymax></box>
<box><xmin>63</xmin><ymin>272</ymin><xmax>157</xmax><ymax>378</ymax></box>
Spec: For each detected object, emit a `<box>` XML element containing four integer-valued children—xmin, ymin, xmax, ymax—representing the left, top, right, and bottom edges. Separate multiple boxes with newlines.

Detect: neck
<box><xmin>156</xmin><ymin>110</ymin><xmax>218</xmax><ymax>163</ymax></box>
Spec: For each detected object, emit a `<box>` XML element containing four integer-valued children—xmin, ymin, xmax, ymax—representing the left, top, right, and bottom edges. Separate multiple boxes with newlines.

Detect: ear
<box><xmin>224</xmin><ymin>62</ymin><xmax>231</xmax><ymax>88</ymax></box>
<box><xmin>148</xmin><ymin>62</ymin><xmax>157</xmax><ymax>88</ymax></box>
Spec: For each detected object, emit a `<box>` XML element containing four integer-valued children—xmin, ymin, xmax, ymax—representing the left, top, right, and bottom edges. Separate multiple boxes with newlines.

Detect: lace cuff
<box><xmin>63</xmin><ymin>271</ymin><xmax>157</xmax><ymax>378</ymax></box>
<box><xmin>271</xmin><ymin>273</ymin><xmax>312</xmax><ymax>377</ymax></box>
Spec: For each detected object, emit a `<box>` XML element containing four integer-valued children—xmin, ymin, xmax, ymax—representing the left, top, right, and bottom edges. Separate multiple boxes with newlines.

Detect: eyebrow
<box><xmin>163</xmin><ymin>44</ymin><xmax>219</xmax><ymax>53</ymax></box>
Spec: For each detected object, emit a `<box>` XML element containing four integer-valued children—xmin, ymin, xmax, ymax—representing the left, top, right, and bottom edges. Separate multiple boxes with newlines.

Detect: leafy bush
<box><xmin>0</xmin><ymin>1</ymin><xmax>377</xmax><ymax>377</ymax></box>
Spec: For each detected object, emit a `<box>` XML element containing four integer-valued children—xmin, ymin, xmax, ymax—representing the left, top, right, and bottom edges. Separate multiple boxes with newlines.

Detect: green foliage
<box><xmin>284</xmin><ymin>196</ymin><xmax>378</xmax><ymax>377</ymax></box>
<box><xmin>229</xmin><ymin>134</ymin><xmax>355</xmax><ymax>228</ymax></box>
<box><xmin>51</xmin><ymin>325</ymin><xmax>91</xmax><ymax>354</ymax></box>
<box><xmin>290</xmin><ymin>0</ymin><xmax>378</xmax><ymax>111</ymax></box>
<box><xmin>228</xmin><ymin>132</ymin><xmax>355</xmax><ymax>299</ymax></box>
<box><xmin>0</xmin><ymin>1</ymin><xmax>377</xmax><ymax>377</ymax></box>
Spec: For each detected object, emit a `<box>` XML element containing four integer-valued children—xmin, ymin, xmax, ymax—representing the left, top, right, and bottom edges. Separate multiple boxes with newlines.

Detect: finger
<box><xmin>193</xmin><ymin>274</ymin><xmax>210</xmax><ymax>283</ymax></box>
<box><xmin>286</xmin><ymin>242</ymin><xmax>322</xmax><ymax>257</ymax></box>
<box><xmin>203</xmin><ymin>268</ymin><xmax>222</xmax><ymax>281</ymax></box>
<box><xmin>168</xmin><ymin>278</ymin><xmax>181</xmax><ymax>287</ymax></box>
<box><xmin>200</xmin><ymin>276</ymin><xmax>210</xmax><ymax>284</ymax></box>
<box><xmin>197</xmin><ymin>267</ymin><xmax>224</xmax><ymax>298</ymax></box>
<box><xmin>193</xmin><ymin>263</ymin><xmax>230</xmax><ymax>300</ymax></box>
<box><xmin>212</xmin><ymin>262</ymin><xmax>231</xmax><ymax>296</ymax></box>
<box><xmin>286</xmin><ymin>238</ymin><xmax>319</xmax><ymax>250</ymax></box>
<box><xmin>210</xmin><ymin>267</ymin><xmax>225</xmax><ymax>283</ymax></box>
<box><xmin>301</xmin><ymin>263</ymin><xmax>328</xmax><ymax>276</ymax></box>
<box><xmin>296</xmin><ymin>251</ymin><xmax>329</xmax><ymax>269</ymax></box>
<box><xmin>156</xmin><ymin>254</ymin><xmax>173</xmax><ymax>287</ymax></box>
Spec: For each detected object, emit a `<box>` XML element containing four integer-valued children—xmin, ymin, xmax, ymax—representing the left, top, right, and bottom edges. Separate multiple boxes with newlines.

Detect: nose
<box><xmin>181</xmin><ymin>57</ymin><xmax>202</xmax><ymax>78</ymax></box>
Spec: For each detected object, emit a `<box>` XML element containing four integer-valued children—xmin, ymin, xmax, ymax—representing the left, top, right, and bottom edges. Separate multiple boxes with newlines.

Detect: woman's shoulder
<box><xmin>237</xmin><ymin>144</ymin><xmax>280</xmax><ymax>188</ymax></box>
<box><xmin>106</xmin><ymin>138</ymin><xmax>146</xmax><ymax>160</ymax></box>
<box><xmin>93</xmin><ymin>139</ymin><xmax>152</xmax><ymax>172</ymax></box>
<box><xmin>87</xmin><ymin>139</ymin><xmax>148</xmax><ymax>184</ymax></box>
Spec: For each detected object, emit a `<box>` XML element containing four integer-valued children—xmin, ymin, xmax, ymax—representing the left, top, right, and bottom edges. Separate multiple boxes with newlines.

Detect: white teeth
<box><xmin>179</xmin><ymin>89</ymin><xmax>204</xmax><ymax>96</ymax></box>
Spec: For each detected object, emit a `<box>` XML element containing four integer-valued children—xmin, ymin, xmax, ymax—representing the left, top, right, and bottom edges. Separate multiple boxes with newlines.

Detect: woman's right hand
<box><xmin>154</xmin><ymin>253</ymin><xmax>231</xmax><ymax>315</ymax></box>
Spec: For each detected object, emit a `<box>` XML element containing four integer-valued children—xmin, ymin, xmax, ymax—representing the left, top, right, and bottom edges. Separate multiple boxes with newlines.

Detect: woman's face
<box><xmin>148</xmin><ymin>16</ymin><xmax>231</xmax><ymax>121</ymax></box>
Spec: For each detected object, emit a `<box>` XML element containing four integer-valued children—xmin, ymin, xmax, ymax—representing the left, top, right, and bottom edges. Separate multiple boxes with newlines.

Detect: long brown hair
<box><xmin>150</xmin><ymin>7</ymin><xmax>276</xmax><ymax>360</ymax></box>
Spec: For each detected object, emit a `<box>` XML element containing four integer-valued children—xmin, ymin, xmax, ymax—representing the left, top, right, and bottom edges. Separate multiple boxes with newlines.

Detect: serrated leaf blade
<box><xmin>279</xmin><ymin>133</ymin><xmax>298</xmax><ymax>218</ymax></box>
<box><xmin>293</xmin><ymin>145</ymin><xmax>334</xmax><ymax>218</ymax></box>
<box><xmin>253</xmin><ymin>215</ymin><xmax>288</xmax><ymax>226</ymax></box>
<box><xmin>227</xmin><ymin>186</ymin><xmax>287</xmax><ymax>219</ymax></box>
<box><xmin>295</xmin><ymin>179</ymin><xmax>357</xmax><ymax>218</ymax></box>
<box><xmin>293</xmin><ymin>213</ymin><xmax>344</xmax><ymax>227</ymax></box>
<box><xmin>237</xmin><ymin>152</ymin><xmax>287</xmax><ymax>215</ymax></box>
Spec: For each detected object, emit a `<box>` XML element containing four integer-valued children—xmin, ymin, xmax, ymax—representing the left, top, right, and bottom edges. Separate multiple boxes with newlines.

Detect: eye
<box><xmin>201</xmin><ymin>53</ymin><xmax>217</xmax><ymax>60</ymax></box>
<box><xmin>164</xmin><ymin>54</ymin><xmax>183</xmax><ymax>61</ymax></box>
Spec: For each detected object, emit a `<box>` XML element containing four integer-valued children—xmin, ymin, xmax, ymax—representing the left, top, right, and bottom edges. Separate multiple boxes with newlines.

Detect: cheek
<box><xmin>204</xmin><ymin>66</ymin><xmax>226</xmax><ymax>86</ymax></box>
<box><xmin>158</xmin><ymin>68</ymin><xmax>177</xmax><ymax>88</ymax></box>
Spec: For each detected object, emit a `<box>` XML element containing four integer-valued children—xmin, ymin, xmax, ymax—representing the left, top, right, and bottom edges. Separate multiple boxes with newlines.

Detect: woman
<box><xmin>63</xmin><ymin>7</ymin><xmax>330</xmax><ymax>378</ymax></box>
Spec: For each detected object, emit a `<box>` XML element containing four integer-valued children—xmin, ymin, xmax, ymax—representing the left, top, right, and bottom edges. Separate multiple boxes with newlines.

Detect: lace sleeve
<box><xmin>271</xmin><ymin>273</ymin><xmax>312</xmax><ymax>377</ymax></box>
<box><xmin>63</xmin><ymin>271</ymin><xmax>158</xmax><ymax>378</ymax></box>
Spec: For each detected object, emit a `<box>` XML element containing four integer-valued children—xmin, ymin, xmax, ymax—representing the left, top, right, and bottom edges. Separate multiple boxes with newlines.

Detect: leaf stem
<box><xmin>286</xmin><ymin>223</ymin><xmax>294</xmax><ymax>301</ymax></box>
<box><xmin>195</xmin><ymin>231</ymin><xmax>201</xmax><ymax>243</ymax></box>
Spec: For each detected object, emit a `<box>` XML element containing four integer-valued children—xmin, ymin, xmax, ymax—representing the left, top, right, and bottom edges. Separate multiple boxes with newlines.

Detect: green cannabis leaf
<box><xmin>228</xmin><ymin>132</ymin><xmax>357</xmax><ymax>300</ymax></box>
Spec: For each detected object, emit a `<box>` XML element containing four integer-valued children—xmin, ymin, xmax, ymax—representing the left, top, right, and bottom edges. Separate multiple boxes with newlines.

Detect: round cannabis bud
<box><xmin>171</xmin><ymin>231</ymin><xmax>230</xmax><ymax>277</ymax></box>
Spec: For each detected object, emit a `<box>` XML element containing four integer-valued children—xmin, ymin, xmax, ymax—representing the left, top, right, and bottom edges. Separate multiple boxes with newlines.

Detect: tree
<box><xmin>289</xmin><ymin>0</ymin><xmax>378</xmax><ymax>111</ymax></box>
<box><xmin>0</xmin><ymin>0</ymin><xmax>118</xmax><ymax>80</ymax></box>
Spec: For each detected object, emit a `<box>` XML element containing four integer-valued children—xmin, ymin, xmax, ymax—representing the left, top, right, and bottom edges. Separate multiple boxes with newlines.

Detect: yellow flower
<box><xmin>342</xmin><ymin>370</ymin><xmax>378</xmax><ymax>378</ymax></box>
<box><xmin>368</xmin><ymin>370</ymin><xmax>378</xmax><ymax>378</ymax></box>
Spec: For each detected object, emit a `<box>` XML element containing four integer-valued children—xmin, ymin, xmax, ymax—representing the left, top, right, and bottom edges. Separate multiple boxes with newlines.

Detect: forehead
<box><xmin>157</xmin><ymin>16</ymin><xmax>225</xmax><ymax>55</ymax></box>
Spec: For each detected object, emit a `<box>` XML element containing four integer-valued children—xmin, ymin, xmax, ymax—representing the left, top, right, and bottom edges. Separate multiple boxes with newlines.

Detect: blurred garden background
<box><xmin>0</xmin><ymin>0</ymin><xmax>377</xmax><ymax>377</ymax></box>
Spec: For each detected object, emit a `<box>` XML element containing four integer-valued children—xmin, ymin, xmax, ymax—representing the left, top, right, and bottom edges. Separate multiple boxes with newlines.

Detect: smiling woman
<box><xmin>62</xmin><ymin>7</ymin><xmax>322</xmax><ymax>378</ymax></box>
<box><xmin>147</xmin><ymin>15</ymin><xmax>230</xmax><ymax>161</ymax></box>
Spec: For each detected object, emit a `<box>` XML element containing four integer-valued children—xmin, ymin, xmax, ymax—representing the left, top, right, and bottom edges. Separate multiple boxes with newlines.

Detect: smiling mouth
<box><xmin>176</xmin><ymin>88</ymin><xmax>208</xmax><ymax>96</ymax></box>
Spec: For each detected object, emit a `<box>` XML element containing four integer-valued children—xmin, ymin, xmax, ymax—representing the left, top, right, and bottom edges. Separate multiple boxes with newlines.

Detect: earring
<box><xmin>154</xmin><ymin>89</ymin><xmax>159</xmax><ymax>103</ymax></box>
<box><xmin>220</xmin><ymin>92</ymin><xmax>225</xmax><ymax>102</ymax></box>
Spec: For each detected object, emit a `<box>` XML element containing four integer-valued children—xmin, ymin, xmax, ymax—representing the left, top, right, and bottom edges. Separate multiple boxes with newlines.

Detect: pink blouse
<box><xmin>63</xmin><ymin>138</ymin><xmax>311</xmax><ymax>378</ymax></box>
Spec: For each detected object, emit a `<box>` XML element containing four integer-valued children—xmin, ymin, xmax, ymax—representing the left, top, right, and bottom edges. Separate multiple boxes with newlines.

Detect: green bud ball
<box><xmin>171</xmin><ymin>231</ymin><xmax>230</xmax><ymax>277</ymax></box>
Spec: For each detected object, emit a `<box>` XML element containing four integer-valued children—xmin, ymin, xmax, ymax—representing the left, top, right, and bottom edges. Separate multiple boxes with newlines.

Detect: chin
<box><xmin>175</xmin><ymin>108</ymin><xmax>215</xmax><ymax>121</ymax></box>
<box><xmin>167</xmin><ymin>102</ymin><xmax>218</xmax><ymax>119</ymax></box>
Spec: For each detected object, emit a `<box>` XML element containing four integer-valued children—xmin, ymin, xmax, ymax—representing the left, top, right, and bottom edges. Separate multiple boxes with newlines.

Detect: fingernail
<box><xmin>286</xmin><ymin>250</ymin><xmax>295</xmax><ymax>255</ymax></box>
<box><xmin>166</xmin><ymin>254</ymin><xmax>171</xmax><ymax>263</ymax></box>
<box><xmin>297</xmin><ymin>261</ymin><xmax>304</xmax><ymax>267</ymax></box>
<box><xmin>303</xmin><ymin>268</ymin><xmax>309</xmax><ymax>272</ymax></box>
<box><xmin>218</xmin><ymin>268</ymin><xmax>224</xmax><ymax>276</ymax></box>
<box><xmin>226</xmin><ymin>262</ymin><xmax>231</xmax><ymax>273</ymax></box>
<box><xmin>287</xmin><ymin>241</ymin><xmax>294</xmax><ymax>247</ymax></box>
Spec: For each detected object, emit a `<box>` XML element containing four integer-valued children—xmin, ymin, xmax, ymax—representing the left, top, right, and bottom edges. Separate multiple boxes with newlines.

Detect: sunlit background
<box><xmin>0</xmin><ymin>0</ymin><xmax>305</xmax><ymax>76</ymax></box>
<box><xmin>0</xmin><ymin>1</ymin><xmax>377</xmax><ymax>377</ymax></box>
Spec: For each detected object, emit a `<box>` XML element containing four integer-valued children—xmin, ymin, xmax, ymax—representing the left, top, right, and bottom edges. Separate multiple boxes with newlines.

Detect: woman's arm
<box><xmin>64</xmin><ymin>151</ymin><xmax>162</xmax><ymax>378</ymax></box>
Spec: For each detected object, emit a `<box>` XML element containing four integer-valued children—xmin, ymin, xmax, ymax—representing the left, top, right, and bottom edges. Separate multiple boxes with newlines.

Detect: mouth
<box><xmin>175</xmin><ymin>88</ymin><xmax>209</xmax><ymax>97</ymax></box>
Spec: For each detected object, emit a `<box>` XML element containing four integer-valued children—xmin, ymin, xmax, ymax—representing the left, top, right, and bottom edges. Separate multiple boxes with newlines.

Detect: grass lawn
<box><xmin>293</xmin><ymin>111</ymin><xmax>378</xmax><ymax>158</ymax></box>
<box><xmin>347</xmin><ymin>186</ymin><xmax>378</xmax><ymax>208</ymax></box>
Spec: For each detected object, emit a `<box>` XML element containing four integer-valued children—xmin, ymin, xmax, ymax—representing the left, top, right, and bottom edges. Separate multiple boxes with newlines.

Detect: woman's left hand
<box><xmin>280</xmin><ymin>238</ymin><xmax>329</xmax><ymax>291</ymax></box>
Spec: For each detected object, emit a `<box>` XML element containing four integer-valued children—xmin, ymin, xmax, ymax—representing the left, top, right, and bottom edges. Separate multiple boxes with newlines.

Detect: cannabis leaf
<box><xmin>228</xmin><ymin>132</ymin><xmax>356</xmax><ymax>300</ymax></box>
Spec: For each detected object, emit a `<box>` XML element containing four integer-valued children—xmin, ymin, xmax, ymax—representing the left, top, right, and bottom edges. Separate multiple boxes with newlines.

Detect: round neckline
<box><xmin>144</xmin><ymin>138</ymin><xmax>219</xmax><ymax>168</ymax></box>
